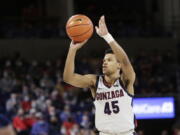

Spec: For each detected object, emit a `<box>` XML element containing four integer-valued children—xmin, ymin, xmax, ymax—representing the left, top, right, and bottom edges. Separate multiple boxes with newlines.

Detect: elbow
<box><xmin>63</xmin><ymin>77</ymin><xmax>69</xmax><ymax>84</ymax></box>
<box><xmin>63</xmin><ymin>77</ymin><xmax>70</xmax><ymax>84</ymax></box>
<box><xmin>63</xmin><ymin>72</ymin><xmax>69</xmax><ymax>83</ymax></box>
<box><xmin>132</xmin><ymin>71</ymin><xmax>136</xmax><ymax>79</ymax></box>
<box><xmin>133</xmin><ymin>71</ymin><xmax>136</xmax><ymax>78</ymax></box>
<box><xmin>63</xmin><ymin>72</ymin><xmax>73</xmax><ymax>84</ymax></box>
<box><xmin>132</xmin><ymin>71</ymin><xmax>136</xmax><ymax>81</ymax></box>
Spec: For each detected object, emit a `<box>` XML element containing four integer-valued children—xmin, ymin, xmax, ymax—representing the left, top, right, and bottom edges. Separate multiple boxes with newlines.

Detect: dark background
<box><xmin>0</xmin><ymin>0</ymin><xmax>180</xmax><ymax>135</ymax></box>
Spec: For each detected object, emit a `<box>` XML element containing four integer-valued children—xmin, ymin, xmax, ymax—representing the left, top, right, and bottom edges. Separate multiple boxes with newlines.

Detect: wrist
<box><xmin>69</xmin><ymin>46</ymin><xmax>78</xmax><ymax>52</ymax></box>
<box><xmin>102</xmin><ymin>33</ymin><xmax>114</xmax><ymax>44</ymax></box>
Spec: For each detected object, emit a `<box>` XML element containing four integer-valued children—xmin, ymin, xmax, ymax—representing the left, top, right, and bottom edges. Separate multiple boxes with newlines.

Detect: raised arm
<box><xmin>63</xmin><ymin>41</ymin><xmax>96</xmax><ymax>88</ymax></box>
<box><xmin>95</xmin><ymin>16</ymin><xmax>136</xmax><ymax>95</ymax></box>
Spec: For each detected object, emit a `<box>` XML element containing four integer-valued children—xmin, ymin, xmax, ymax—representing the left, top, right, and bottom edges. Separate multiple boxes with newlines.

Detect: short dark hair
<box><xmin>104</xmin><ymin>49</ymin><xmax>113</xmax><ymax>55</ymax></box>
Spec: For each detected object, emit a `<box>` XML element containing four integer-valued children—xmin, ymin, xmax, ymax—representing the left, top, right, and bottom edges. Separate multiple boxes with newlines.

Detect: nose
<box><xmin>103</xmin><ymin>61</ymin><xmax>107</xmax><ymax>66</ymax></box>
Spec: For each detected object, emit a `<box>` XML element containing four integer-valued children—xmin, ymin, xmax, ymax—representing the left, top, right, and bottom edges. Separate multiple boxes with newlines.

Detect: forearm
<box><xmin>104</xmin><ymin>34</ymin><xmax>130</xmax><ymax>66</ymax></box>
<box><xmin>63</xmin><ymin>48</ymin><xmax>77</xmax><ymax>81</ymax></box>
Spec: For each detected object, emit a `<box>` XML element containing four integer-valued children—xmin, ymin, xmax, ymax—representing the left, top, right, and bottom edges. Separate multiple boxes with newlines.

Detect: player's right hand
<box><xmin>95</xmin><ymin>15</ymin><xmax>109</xmax><ymax>37</ymax></box>
<box><xmin>70</xmin><ymin>40</ymin><xmax>88</xmax><ymax>50</ymax></box>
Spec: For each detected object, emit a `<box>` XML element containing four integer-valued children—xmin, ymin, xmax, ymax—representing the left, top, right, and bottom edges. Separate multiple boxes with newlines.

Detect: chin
<box><xmin>103</xmin><ymin>71</ymin><xmax>110</xmax><ymax>75</ymax></box>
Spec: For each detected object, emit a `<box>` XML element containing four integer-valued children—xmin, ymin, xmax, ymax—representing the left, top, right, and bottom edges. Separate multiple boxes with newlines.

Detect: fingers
<box><xmin>102</xmin><ymin>15</ymin><xmax>105</xmax><ymax>24</ymax></box>
<box><xmin>96</xmin><ymin>15</ymin><xmax>108</xmax><ymax>36</ymax></box>
<box><xmin>80</xmin><ymin>39</ymin><xmax>88</xmax><ymax>45</ymax></box>
<box><xmin>99</xmin><ymin>17</ymin><xmax>101</xmax><ymax>28</ymax></box>
<box><xmin>95</xmin><ymin>26</ymin><xmax>99</xmax><ymax>33</ymax></box>
<box><xmin>101</xmin><ymin>15</ymin><xmax>106</xmax><ymax>26</ymax></box>
<box><xmin>74</xmin><ymin>39</ymin><xmax>88</xmax><ymax>46</ymax></box>
<box><xmin>70</xmin><ymin>41</ymin><xmax>74</xmax><ymax>45</ymax></box>
<box><xmin>98</xmin><ymin>15</ymin><xmax>106</xmax><ymax>28</ymax></box>
<box><xmin>98</xmin><ymin>16</ymin><xmax>103</xmax><ymax>27</ymax></box>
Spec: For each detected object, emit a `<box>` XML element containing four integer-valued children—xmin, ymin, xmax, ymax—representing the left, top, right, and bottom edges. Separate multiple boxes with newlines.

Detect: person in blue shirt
<box><xmin>30</xmin><ymin>112</ymin><xmax>49</xmax><ymax>135</ymax></box>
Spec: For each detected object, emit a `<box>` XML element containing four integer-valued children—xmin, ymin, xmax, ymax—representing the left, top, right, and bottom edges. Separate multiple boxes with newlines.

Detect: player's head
<box><xmin>103</xmin><ymin>49</ymin><xmax>121</xmax><ymax>75</ymax></box>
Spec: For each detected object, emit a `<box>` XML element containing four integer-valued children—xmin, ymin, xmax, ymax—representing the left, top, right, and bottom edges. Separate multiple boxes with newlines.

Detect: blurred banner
<box><xmin>133</xmin><ymin>97</ymin><xmax>175</xmax><ymax>119</ymax></box>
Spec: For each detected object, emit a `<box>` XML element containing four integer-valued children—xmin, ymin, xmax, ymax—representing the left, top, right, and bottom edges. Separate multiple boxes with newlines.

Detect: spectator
<box><xmin>21</xmin><ymin>96</ymin><xmax>31</xmax><ymax>112</ymax></box>
<box><xmin>0</xmin><ymin>70</ymin><xmax>14</xmax><ymax>93</ymax></box>
<box><xmin>6</xmin><ymin>93</ymin><xmax>18</xmax><ymax>117</ymax></box>
<box><xmin>13</xmin><ymin>108</ymin><xmax>28</xmax><ymax>135</ymax></box>
<box><xmin>30</xmin><ymin>112</ymin><xmax>49</xmax><ymax>135</ymax></box>
<box><xmin>49</xmin><ymin>116</ymin><xmax>60</xmax><ymax>135</ymax></box>
<box><xmin>23</xmin><ymin>109</ymin><xmax>37</xmax><ymax>129</ymax></box>
<box><xmin>0</xmin><ymin>52</ymin><xmax>177</xmax><ymax>135</ymax></box>
<box><xmin>60</xmin><ymin>105</ymin><xmax>72</xmax><ymax>122</ymax></box>
<box><xmin>61</xmin><ymin>117</ymin><xmax>76</xmax><ymax>135</ymax></box>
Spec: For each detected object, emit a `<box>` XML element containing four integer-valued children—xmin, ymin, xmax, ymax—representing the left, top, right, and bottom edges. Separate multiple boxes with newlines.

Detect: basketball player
<box><xmin>0</xmin><ymin>114</ymin><xmax>16</xmax><ymax>135</ymax></box>
<box><xmin>63</xmin><ymin>15</ymin><xmax>136</xmax><ymax>135</ymax></box>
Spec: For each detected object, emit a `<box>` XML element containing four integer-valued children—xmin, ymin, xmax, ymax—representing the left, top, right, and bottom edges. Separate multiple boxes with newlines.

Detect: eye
<box><xmin>107</xmin><ymin>58</ymin><xmax>111</xmax><ymax>61</ymax></box>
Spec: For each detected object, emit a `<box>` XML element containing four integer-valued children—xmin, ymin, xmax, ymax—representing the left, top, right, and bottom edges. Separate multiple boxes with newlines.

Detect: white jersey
<box><xmin>94</xmin><ymin>76</ymin><xmax>135</xmax><ymax>134</ymax></box>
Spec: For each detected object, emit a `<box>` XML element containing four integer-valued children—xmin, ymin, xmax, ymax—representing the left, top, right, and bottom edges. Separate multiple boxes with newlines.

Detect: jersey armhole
<box><xmin>95</xmin><ymin>75</ymin><xmax>100</xmax><ymax>89</ymax></box>
<box><xmin>119</xmin><ymin>79</ymin><xmax>134</xmax><ymax>97</ymax></box>
<box><xmin>91</xmin><ymin>75</ymin><xmax>100</xmax><ymax>101</ymax></box>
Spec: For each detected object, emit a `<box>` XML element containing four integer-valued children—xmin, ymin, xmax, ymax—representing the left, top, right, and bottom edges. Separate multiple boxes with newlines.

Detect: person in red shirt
<box><xmin>13</xmin><ymin>108</ymin><xmax>28</xmax><ymax>135</ymax></box>
<box><xmin>21</xmin><ymin>96</ymin><xmax>31</xmax><ymax>112</ymax></box>
<box><xmin>61</xmin><ymin>117</ymin><xmax>76</xmax><ymax>135</ymax></box>
<box><xmin>23</xmin><ymin>109</ymin><xmax>37</xmax><ymax>128</ymax></box>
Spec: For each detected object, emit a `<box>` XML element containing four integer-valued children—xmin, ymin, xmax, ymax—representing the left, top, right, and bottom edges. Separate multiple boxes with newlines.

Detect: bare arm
<box><xmin>108</xmin><ymin>41</ymin><xmax>135</xmax><ymax>95</ymax></box>
<box><xmin>95</xmin><ymin>16</ymin><xmax>135</xmax><ymax>95</ymax></box>
<box><xmin>63</xmin><ymin>41</ymin><xmax>96</xmax><ymax>88</ymax></box>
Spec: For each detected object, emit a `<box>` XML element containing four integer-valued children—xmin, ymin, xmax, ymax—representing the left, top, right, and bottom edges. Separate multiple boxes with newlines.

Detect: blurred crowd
<box><xmin>0</xmin><ymin>0</ymin><xmax>179</xmax><ymax>135</ymax></box>
<box><xmin>0</xmin><ymin>0</ymin><xmax>175</xmax><ymax>39</ymax></box>
<box><xmin>0</xmin><ymin>19</ymin><xmax>65</xmax><ymax>39</ymax></box>
<box><xmin>75</xmin><ymin>0</ymin><xmax>173</xmax><ymax>38</ymax></box>
<box><xmin>0</xmin><ymin>49</ymin><xmax>177</xmax><ymax>135</ymax></box>
<box><xmin>134</xmin><ymin>50</ymin><xmax>177</xmax><ymax>96</ymax></box>
<box><xmin>0</xmin><ymin>54</ymin><xmax>96</xmax><ymax>135</ymax></box>
<box><xmin>0</xmin><ymin>18</ymin><xmax>172</xmax><ymax>39</ymax></box>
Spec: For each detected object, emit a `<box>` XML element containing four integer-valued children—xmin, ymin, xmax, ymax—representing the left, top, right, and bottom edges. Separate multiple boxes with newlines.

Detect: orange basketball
<box><xmin>66</xmin><ymin>14</ymin><xmax>94</xmax><ymax>43</ymax></box>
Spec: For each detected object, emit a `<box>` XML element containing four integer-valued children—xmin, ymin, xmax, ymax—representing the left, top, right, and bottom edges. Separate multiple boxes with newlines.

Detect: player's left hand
<box><xmin>70</xmin><ymin>40</ymin><xmax>88</xmax><ymax>50</ymax></box>
<box><xmin>95</xmin><ymin>15</ymin><xmax>109</xmax><ymax>37</ymax></box>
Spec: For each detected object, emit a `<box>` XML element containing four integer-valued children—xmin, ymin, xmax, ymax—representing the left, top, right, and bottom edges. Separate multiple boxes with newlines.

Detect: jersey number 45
<box><xmin>104</xmin><ymin>100</ymin><xmax>120</xmax><ymax>115</ymax></box>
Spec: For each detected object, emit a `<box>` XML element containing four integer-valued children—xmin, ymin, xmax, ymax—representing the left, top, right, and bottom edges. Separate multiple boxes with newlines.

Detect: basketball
<box><xmin>66</xmin><ymin>14</ymin><xmax>94</xmax><ymax>43</ymax></box>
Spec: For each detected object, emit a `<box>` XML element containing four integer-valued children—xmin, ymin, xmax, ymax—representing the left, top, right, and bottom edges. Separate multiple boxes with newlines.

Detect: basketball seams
<box><xmin>70</xmin><ymin>27</ymin><xmax>92</xmax><ymax>37</ymax></box>
<box><xmin>66</xmin><ymin>23</ymin><xmax>92</xmax><ymax>29</ymax></box>
<box><xmin>66</xmin><ymin>14</ymin><xmax>93</xmax><ymax>42</ymax></box>
<box><xmin>66</xmin><ymin>24</ymin><xmax>93</xmax><ymax>36</ymax></box>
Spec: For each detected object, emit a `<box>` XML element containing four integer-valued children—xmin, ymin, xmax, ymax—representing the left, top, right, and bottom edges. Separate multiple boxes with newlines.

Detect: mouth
<box><xmin>103</xmin><ymin>66</ymin><xmax>107</xmax><ymax>69</ymax></box>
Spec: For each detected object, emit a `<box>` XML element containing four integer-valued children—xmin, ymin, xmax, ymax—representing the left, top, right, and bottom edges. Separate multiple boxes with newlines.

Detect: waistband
<box><xmin>100</xmin><ymin>129</ymin><xmax>135</xmax><ymax>135</ymax></box>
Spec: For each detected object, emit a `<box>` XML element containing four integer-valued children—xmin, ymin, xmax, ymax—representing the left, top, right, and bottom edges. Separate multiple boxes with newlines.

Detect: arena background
<box><xmin>0</xmin><ymin>0</ymin><xmax>179</xmax><ymax>135</ymax></box>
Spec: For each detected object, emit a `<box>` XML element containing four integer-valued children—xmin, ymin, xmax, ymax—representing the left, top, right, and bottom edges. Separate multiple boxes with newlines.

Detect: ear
<box><xmin>117</xmin><ymin>62</ymin><xmax>121</xmax><ymax>69</ymax></box>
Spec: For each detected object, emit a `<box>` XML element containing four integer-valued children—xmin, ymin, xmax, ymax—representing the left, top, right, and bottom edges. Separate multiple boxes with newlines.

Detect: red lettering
<box><xmin>111</xmin><ymin>91</ymin><xmax>116</xmax><ymax>98</ymax></box>
<box><xmin>115</xmin><ymin>90</ymin><xmax>120</xmax><ymax>97</ymax></box>
<box><xmin>102</xmin><ymin>92</ymin><xmax>107</xmax><ymax>100</ymax></box>
<box><xmin>120</xmin><ymin>89</ymin><xmax>124</xmax><ymax>97</ymax></box>
<box><xmin>107</xmin><ymin>92</ymin><xmax>111</xmax><ymax>99</ymax></box>
<box><xmin>96</xmin><ymin>93</ymin><xmax>99</xmax><ymax>100</ymax></box>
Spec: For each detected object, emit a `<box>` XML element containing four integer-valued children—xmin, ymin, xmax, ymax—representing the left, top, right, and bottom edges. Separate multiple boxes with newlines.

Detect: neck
<box><xmin>104</xmin><ymin>72</ymin><xmax>120</xmax><ymax>85</ymax></box>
